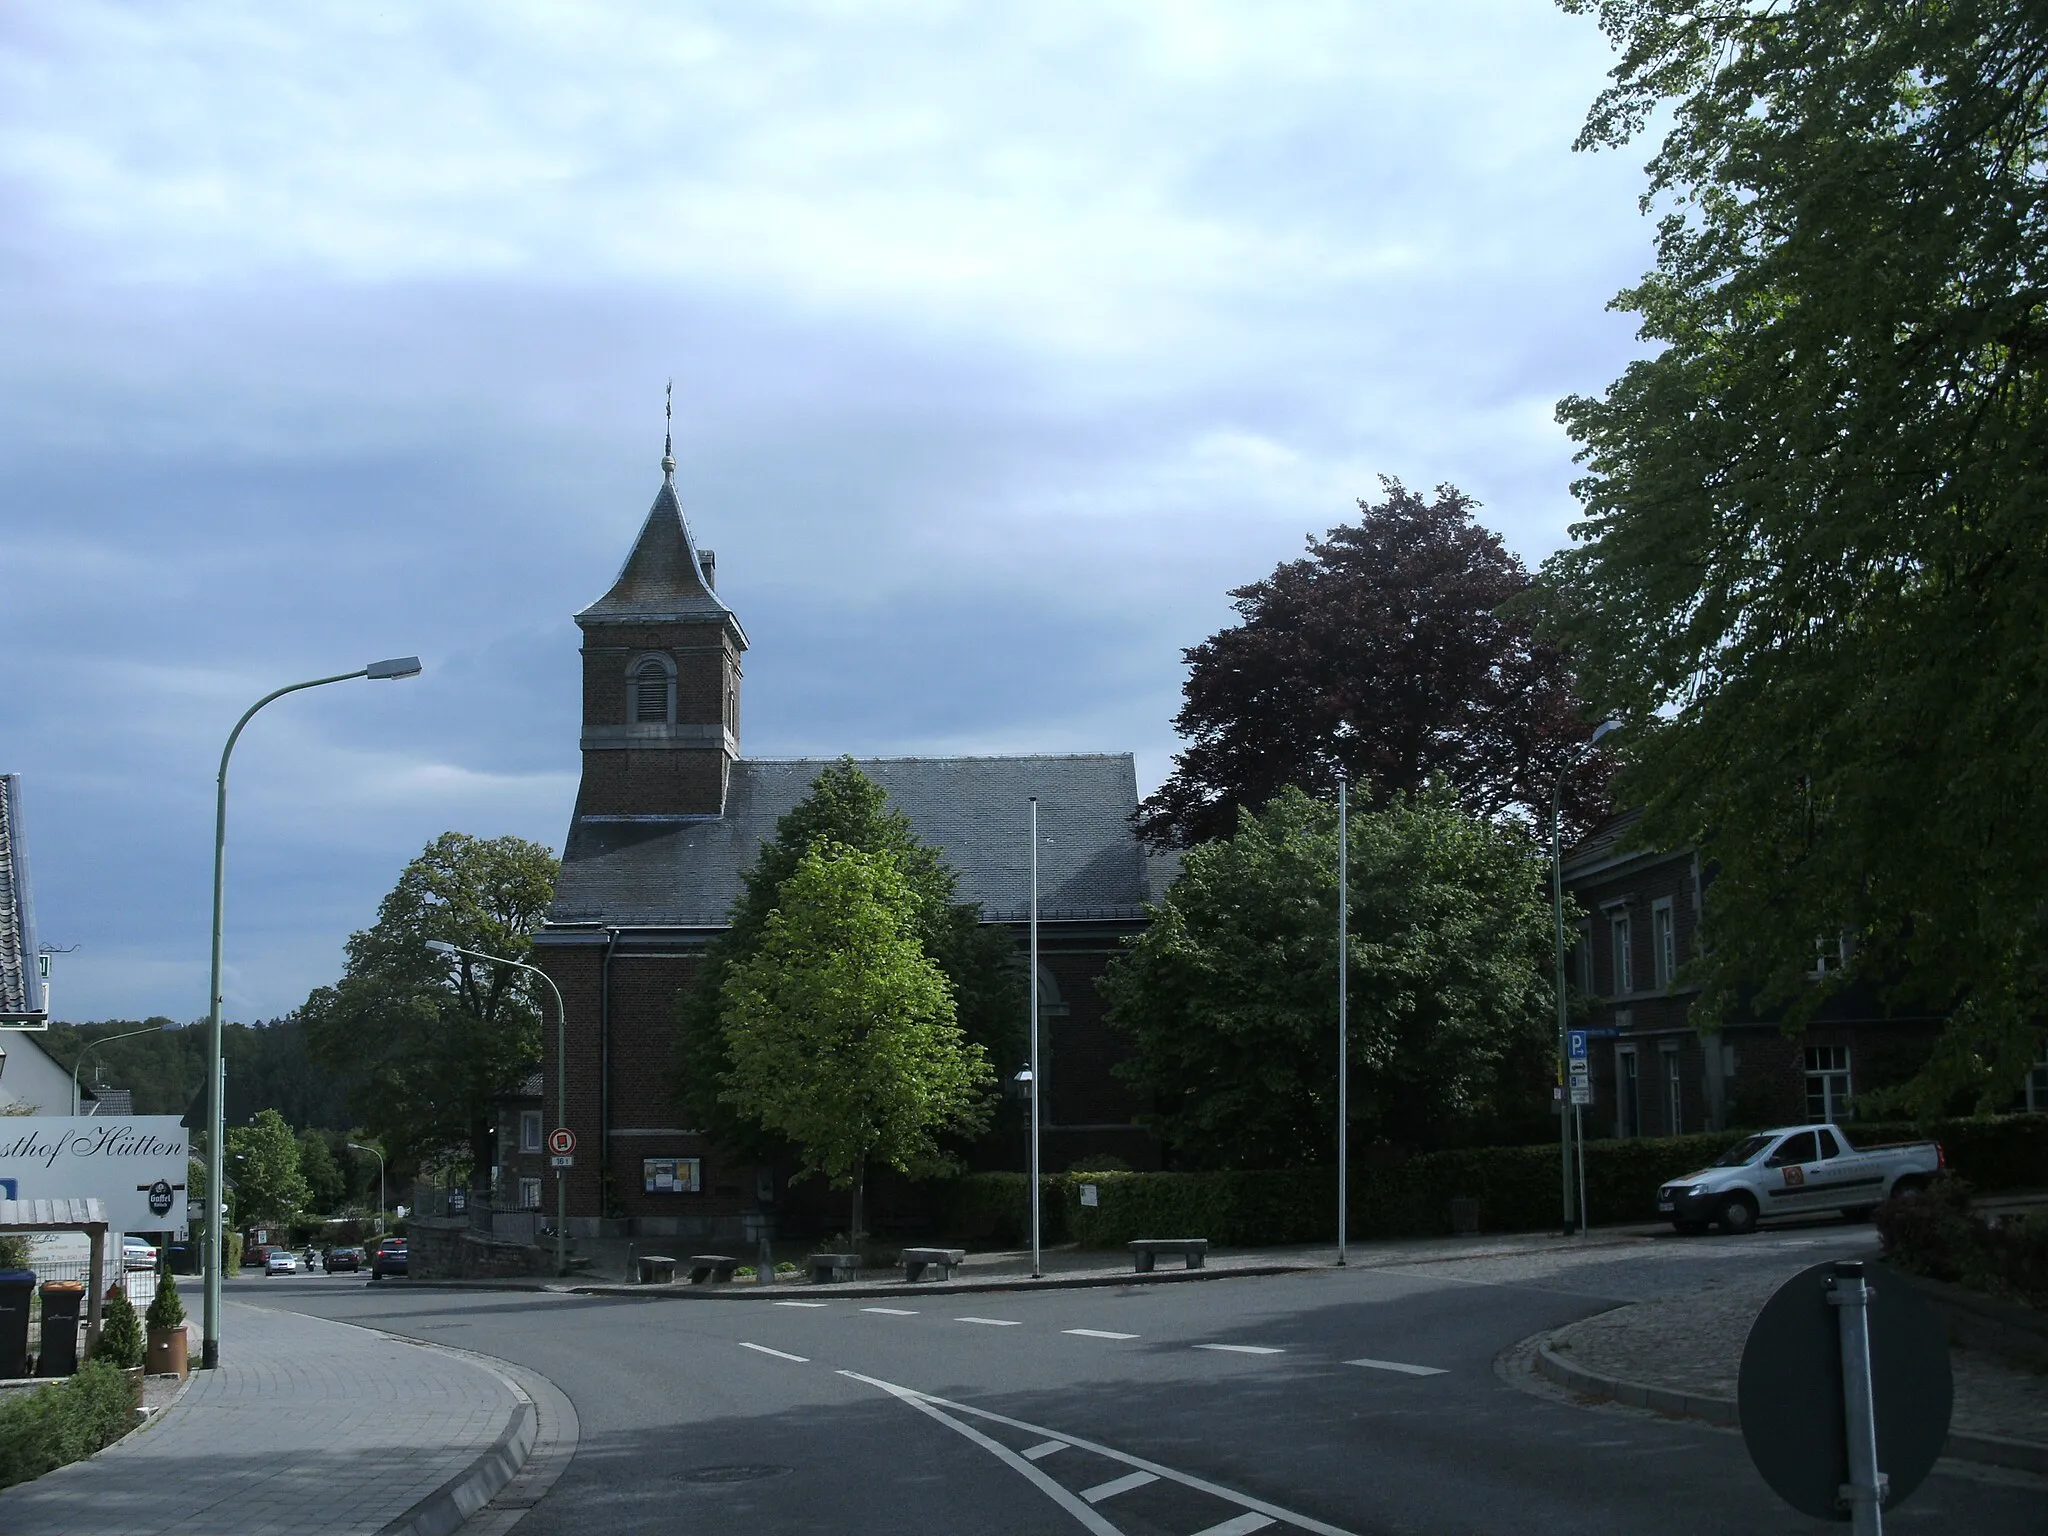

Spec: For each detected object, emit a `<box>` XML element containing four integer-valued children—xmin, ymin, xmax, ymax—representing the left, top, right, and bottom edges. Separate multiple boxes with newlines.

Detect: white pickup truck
<box><xmin>1656</xmin><ymin>1124</ymin><xmax>1945</xmax><ymax>1235</ymax></box>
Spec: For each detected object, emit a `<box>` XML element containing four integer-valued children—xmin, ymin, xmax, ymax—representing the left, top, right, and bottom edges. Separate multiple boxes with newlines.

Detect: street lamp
<box><xmin>71</xmin><ymin>1020</ymin><xmax>175</xmax><ymax>1115</ymax></box>
<box><xmin>1553</xmin><ymin>718</ymin><xmax>1622</xmax><ymax>1237</ymax></box>
<box><xmin>1336</xmin><ymin>772</ymin><xmax>1348</xmax><ymax>1268</ymax></box>
<box><xmin>1027</xmin><ymin>797</ymin><xmax>1042</xmax><ymax>1281</ymax></box>
<box><xmin>424</xmin><ymin>939</ymin><xmax>569</xmax><ymax>1279</ymax></box>
<box><xmin>347</xmin><ymin>1142</ymin><xmax>386</xmax><ymax>1237</ymax></box>
<box><xmin>202</xmin><ymin>656</ymin><xmax>421</xmax><ymax>1373</ymax></box>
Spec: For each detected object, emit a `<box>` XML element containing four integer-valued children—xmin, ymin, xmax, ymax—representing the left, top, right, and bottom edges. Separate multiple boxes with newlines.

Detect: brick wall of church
<box><xmin>572</xmin><ymin>750</ymin><xmax>729</xmax><ymax>818</ymax></box>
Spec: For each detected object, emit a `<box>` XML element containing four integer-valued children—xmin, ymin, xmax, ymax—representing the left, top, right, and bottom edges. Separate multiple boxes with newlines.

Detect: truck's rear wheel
<box><xmin>1717</xmin><ymin>1193</ymin><xmax>1759</xmax><ymax>1235</ymax></box>
<box><xmin>1891</xmin><ymin>1175</ymin><xmax>1928</xmax><ymax>1200</ymax></box>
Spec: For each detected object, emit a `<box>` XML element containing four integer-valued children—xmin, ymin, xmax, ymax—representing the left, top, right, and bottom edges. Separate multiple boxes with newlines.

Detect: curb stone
<box><xmin>1533</xmin><ymin>1335</ymin><xmax>2048</xmax><ymax>1477</ymax></box>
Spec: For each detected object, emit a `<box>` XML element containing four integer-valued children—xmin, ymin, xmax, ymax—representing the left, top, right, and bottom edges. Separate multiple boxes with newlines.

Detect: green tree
<box><xmin>1538</xmin><ymin>0</ymin><xmax>2048</xmax><ymax>1104</ymax></box>
<box><xmin>224</xmin><ymin>1109</ymin><xmax>311</xmax><ymax>1228</ymax></box>
<box><xmin>1103</xmin><ymin>786</ymin><xmax>1556</xmax><ymax>1169</ymax></box>
<box><xmin>87</xmin><ymin>1287</ymin><xmax>143</xmax><ymax>1370</ymax></box>
<box><xmin>296</xmin><ymin>1131</ymin><xmax>346</xmax><ymax>1215</ymax></box>
<box><xmin>720</xmin><ymin>841</ymin><xmax>995</xmax><ymax>1237</ymax></box>
<box><xmin>301</xmin><ymin>833</ymin><xmax>558</xmax><ymax>1182</ymax></box>
<box><xmin>673</xmin><ymin>760</ymin><xmax>1023</xmax><ymax>1154</ymax></box>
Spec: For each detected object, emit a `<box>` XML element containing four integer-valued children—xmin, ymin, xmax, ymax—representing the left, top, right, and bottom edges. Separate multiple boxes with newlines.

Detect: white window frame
<box><xmin>1662</xmin><ymin>1043</ymin><xmax>1682</xmax><ymax>1135</ymax></box>
<box><xmin>519</xmin><ymin>1110</ymin><xmax>543</xmax><ymax>1154</ymax></box>
<box><xmin>1804</xmin><ymin>1045</ymin><xmax>1852</xmax><ymax>1123</ymax></box>
<box><xmin>1610</xmin><ymin>914</ymin><xmax>1634</xmax><ymax>996</ymax></box>
<box><xmin>1651</xmin><ymin>899</ymin><xmax>1676</xmax><ymax>989</ymax></box>
<box><xmin>517</xmin><ymin>1177</ymin><xmax>542</xmax><ymax>1211</ymax></box>
<box><xmin>1616</xmin><ymin>1045</ymin><xmax>1640</xmax><ymax>1138</ymax></box>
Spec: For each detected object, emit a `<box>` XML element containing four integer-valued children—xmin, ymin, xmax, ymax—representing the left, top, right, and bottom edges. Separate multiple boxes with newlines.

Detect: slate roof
<box><xmin>1561</xmin><ymin>806</ymin><xmax>1661</xmax><ymax>876</ymax></box>
<box><xmin>0</xmin><ymin>775</ymin><xmax>41</xmax><ymax>1022</ymax></box>
<box><xmin>83</xmin><ymin>1087</ymin><xmax>133</xmax><ymax>1117</ymax></box>
<box><xmin>576</xmin><ymin>470</ymin><xmax>745</xmax><ymax>639</ymax></box>
<box><xmin>548</xmin><ymin>754</ymin><xmax>1171</xmax><ymax>931</ymax></box>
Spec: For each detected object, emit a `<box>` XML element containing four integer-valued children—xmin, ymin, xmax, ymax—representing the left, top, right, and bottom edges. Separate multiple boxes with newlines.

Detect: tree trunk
<box><xmin>851</xmin><ymin>1164</ymin><xmax>866</xmax><ymax>1247</ymax></box>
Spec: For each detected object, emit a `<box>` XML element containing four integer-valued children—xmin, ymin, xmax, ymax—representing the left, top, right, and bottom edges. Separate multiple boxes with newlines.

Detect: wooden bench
<box><xmin>1129</xmin><ymin>1238</ymin><xmax>1208</xmax><ymax>1273</ymax></box>
<box><xmin>688</xmin><ymin>1255</ymin><xmax>740</xmax><ymax>1284</ymax></box>
<box><xmin>807</xmin><ymin>1252</ymin><xmax>861</xmax><ymax>1284</ymax></box>
<box><xmin>899</xmin><ymin>1246</ymin><xmax>966</xmax><ymax>1283</ymax></box>
<box><xmin>635</xmin><ymin>1254</ymin><xmax>677</xmax><ymax>1285</ymax></box>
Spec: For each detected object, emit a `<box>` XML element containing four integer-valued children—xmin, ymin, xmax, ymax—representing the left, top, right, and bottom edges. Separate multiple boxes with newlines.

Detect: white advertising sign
<box><xmin>0</xmin><ymin>1118</ymin><xmax>190</xmax><ymax>1233</ymax></box>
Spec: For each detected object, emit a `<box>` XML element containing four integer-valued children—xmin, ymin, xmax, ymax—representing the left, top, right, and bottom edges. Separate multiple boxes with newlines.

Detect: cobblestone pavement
<box><xmin>1543</xmin><ymin>1258</ymin><xmax>2048</xmax><ymax>1445</ymax></box>
<box><xmin>0</xmin><ymin>1298</ymin><xmax>529</xmax><ymax>1536</ymax></box>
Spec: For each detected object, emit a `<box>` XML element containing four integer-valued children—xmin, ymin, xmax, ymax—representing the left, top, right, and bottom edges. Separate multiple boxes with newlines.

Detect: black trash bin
<box><xmin>0</xmin><ymin>1271</ymin><xmax>35</xmax><ymax>1379</ymax></box>
<box><xmin>36</xmin><ymin>1282</ymin><xmax>84</xmax><ymax>1377</ymax></box>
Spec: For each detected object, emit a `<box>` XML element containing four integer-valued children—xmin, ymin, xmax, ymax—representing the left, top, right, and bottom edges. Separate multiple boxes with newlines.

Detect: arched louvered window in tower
<box><xmin>633</xmin><ymin>659</ymin><xmax>671</xmax><ymax>724</ymax></box>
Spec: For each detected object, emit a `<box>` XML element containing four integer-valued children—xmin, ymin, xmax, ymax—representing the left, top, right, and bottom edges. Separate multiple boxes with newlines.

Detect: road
<box><xmin>236</xmin><ymin>1223</ymin><xmax>2041</xmax><ymax>1535</ymax></box>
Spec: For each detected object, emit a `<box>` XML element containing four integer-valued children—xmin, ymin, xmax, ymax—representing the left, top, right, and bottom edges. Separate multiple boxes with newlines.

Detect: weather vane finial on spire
<box><xmin>662</xmin><ymin>379</ymin><xmax>676</xmax><ymax>479</ymax></box>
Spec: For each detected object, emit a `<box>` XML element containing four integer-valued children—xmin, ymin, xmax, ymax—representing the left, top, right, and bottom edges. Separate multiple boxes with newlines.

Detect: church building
<box><xmin>532</xmin><ymin>445</ymin><xmax>1174</xmax><ymax>1242</ymax></box>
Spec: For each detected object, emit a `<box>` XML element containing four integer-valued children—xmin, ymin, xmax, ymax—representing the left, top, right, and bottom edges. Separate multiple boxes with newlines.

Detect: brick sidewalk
<box><xmin>0</xmin><ymin>1300</ymin><xmax>530</xmax><ymax>1536</ymax></box>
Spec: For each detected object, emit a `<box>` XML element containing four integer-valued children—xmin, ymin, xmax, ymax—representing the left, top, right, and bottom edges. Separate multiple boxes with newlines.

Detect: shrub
<box><xmin>144</xmin><ymin>1272</ymin><xmax>185</xmax><ymax>1333</ymax></box>
<box><xmin>222</xmin><ymin>1232</ymin><xmax>244</xmax><ymax>1275</ymax></box>
<box><xmin>88</xmin><ymin>1287</ymin><xmax>144</xmax><ymax>1370</ymax></box>
<box><xmin>0</xmin><ymin>1236</ymin><xmax>29</xmax><ymax>1272</ymax></box>
<box><xmin>1875</xmin><ymin>1179</ymin><xmax>2048</xmax><ymax>1308</ymax></box>
<box><xmin>0</xmin><ymin>1360</ymin><xmax>137</xmax><ymax>1490</ymax></box>
<box><xmin>932</xmin><ymin>1173</ymin><xmax>1071</xmax><ymax>1248</ymax></box>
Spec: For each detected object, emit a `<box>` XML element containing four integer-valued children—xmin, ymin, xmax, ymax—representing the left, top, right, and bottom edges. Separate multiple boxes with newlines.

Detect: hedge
<box><xmin>0</xmin><ymin>1360</ymin><xmax>137</xmax><ymax>1490</ymax></box>
<box><xmin>929</xmin><ymin>1114</ymin><xmax>2048</xmax><ymax>1250</ymax></box>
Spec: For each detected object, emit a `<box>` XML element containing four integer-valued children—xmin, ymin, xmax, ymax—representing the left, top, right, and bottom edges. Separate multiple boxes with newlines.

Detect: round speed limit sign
<box><xmin>547</xmin><ymin>1127</ymin><xmax>576</xmax><ymax>1156</ymax></box>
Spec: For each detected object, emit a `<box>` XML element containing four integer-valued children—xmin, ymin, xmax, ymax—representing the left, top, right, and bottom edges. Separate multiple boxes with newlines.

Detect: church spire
<box><xmin>662</xmin><ymin>379</ymin><xmax>675</xmax><ymax>480</ymax></box>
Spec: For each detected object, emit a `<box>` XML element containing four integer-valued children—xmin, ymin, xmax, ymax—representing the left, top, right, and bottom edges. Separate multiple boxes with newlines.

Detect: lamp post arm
<box><xmin>69</xmin><ymin>1023</ymin><xmax>167</xmax><ymax>1116</ymax></box>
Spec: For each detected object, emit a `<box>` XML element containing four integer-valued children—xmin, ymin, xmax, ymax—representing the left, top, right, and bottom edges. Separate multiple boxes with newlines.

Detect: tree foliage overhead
<box><xmin>673</xmin><ymin>759</ymin><xmax>1024</xmax><ymax>1152</ymax></box>
<box><xmin>1541</xmin><ymin>0</ymin><xmax>2048</xmax><ymax>1104</ymax></box>
<box><xmin>1104</xmin><ymin>787</ymin><xmax>1557</xmax><ymax>1170</ymax></box>
<box><xmin>1137</xmin><ymin>479</ymin><xmax>1607</xmax><ymax>849</ymax></box>
<box><xmin>301</xmin><ymin>832</ymin><xmax>558</xmax><ymax>1179</ymax></box>
<box><xmin>720</xmin><ymin>841</ymin><xmax>994</xmax><ymax>1231</ymax></box>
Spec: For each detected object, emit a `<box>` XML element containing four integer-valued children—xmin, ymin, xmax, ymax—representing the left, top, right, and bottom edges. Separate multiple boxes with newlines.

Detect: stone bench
<box><xmin>1129</xmin><ymin>1238</ymin><xmax>1208</xmax><ymax>1273</ymax></box>
<box><xmin>807</xmin><ymin>1252</ymin><xmax>861</xmax><ymax>1284</ymax></box>
<box><xmin>688</xmin><ymin>1255</ymin><xmax>740</xmax><ymax>1285</ymax></box>
<box><xmin>900</xmin><ymin>1247</ymin><xmax>966</xmax><ymax>1283</ymax></box>
<box><xmin>635</xmin><ymin>1254</ymin><xmax>677</xmax><ymax>1285</ymax></box>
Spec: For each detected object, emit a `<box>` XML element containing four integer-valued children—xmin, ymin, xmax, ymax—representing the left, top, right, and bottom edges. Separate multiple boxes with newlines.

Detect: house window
<box><xmin>1610</xmin><ymin>915</ymin><xmax>1634</xmax><ymax>996</ymax></box>
<box><xmin>1811</xmin><ymin>934</ymin><xmax>1848</xmax><ymax>977</ymax></box>
<box><xmin>519</xmin><ymin>1111</ymin><xmax>543</xmax><ymax>1154</ymax></box>
<box><xmin>1805</xmin><ymin>1045</ymin><xmax>1852</xmax><ymax>1123</ymax></box>
<box><xmin>1663</xmin><ymin>1045</ymin><xmax>1682</xmax><ymax>1134</ymax></box>
<box><xmin>517</xmin><ymin>1178</ymin><xmax>542</xmax><ymax>1210</ymax></box>
<box><xmin>2023</xmin><ymin>1045</ymin><xmax>2048</xmax><ymax>1113</ymax></box>
<box><xmin>1652</xmin><ymin>900</ymin><xmax>1676</xmax><ymax>989</ymax></box>
<box><xmin>633</xmin><ymin>658</ymin><xmax>672</xmax><ymax>723</ymax></box>
<box><xmin>1617</xmin><ymin>1046</ymin><xmax>1640</xmax><ymax>1138</ymax></box>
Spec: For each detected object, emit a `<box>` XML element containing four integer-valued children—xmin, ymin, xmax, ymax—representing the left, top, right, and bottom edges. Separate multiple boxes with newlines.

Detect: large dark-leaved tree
<box><xmin>302</xmin><ymin>833</ymin><xmax>559</xmax><ymax>1184</ymax></box>
<box><xmin>1538</xmin><ymin>0</ymin><xmax>2048</xmax><ymax>1107</ymax></box>
<box><xmin>673</xmin><ymin>759</ymin><xmax>1024</xmax><ymax>1159</ymax></box>
<box><xmin>1137</xmin><ymin>479</ymin><xmax>1606</xmax><ymax>849</ymax></box>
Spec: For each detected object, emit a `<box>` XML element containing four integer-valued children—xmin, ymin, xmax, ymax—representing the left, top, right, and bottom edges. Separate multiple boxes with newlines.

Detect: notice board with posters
<box><xmin>643</xmin><ymin>1157</ymin><xmax>701</xmax><ymax>1194</ymax></box>
<box><xmin>0</xmin><ymin>1117</ymin><xmax>190</xmax><ymax>1232</ymax></box>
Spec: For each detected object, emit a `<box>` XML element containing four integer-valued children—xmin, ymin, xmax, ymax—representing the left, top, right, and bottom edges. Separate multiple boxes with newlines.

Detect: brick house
<box><xmin>1561</xmin><ymin>809</ymin><xmax>1970</xmax><ymax>1136</ymax></box>
<box><xmin>531</xmin><ymin>447</ymin><xmax>1172</xmax><ymax>1243</ymax></box>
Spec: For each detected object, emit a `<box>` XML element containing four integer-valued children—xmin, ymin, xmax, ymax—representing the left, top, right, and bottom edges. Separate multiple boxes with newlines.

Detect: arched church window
<box><xmin>632</xmin><ymin>658</ymin><xmax>673</xmax><ymax>724</ymax></box>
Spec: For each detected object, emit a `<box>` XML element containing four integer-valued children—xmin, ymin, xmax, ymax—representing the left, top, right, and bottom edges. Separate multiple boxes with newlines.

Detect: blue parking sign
<box><xmin>1567</xmin><ymin>1029</ymin><xmax>1588</xmax><ymax>1059</ymax></box>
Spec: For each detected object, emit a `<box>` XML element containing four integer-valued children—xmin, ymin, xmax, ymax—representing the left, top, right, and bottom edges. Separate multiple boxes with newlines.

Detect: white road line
<box><xmin>773</xmin><ymin>1301</ymin><xmax>829</xmax><ymax>1308</ymax></box>
<box><xmin>1081</xmin><ymin>1470</ymin><xmax>1158</xmax><ymax>1503</ymax></box>
<box><xmin>1345</xmin><ymin>1357</ymin><xmax>1447</xmax><ymax>1377</ymax></box>
<box><xmin>1063</xmin><ymin>1328</ymin><xmax>1138</xmax><ymax>1340</ymax></box>
<box><xmin>840</xmin><ymin>1370</ymin><xmax>1362</xmax><ymax>1536</ymax></box>
<box><xmin>863</xmin><ymin>1307</ymin><xmax>919</xmax><ymax>1316</ymax></box>
<box><xmin>955</xmin><ymin>1316</ymin><xmax>1022</xmax><ymax>1326</ymax></box>
<box><xmin>1195</xmin><ymin>1344</ymin><xmax>1285</xmax><ymax>1355</ymax></box>
<box><xmin>1021</xmin><ymin>1440</ymin><xmax>1068</xmax><ymax>1461</ymax></box>
<box><xmin>737</xmin><ymin>1342</ymin><xmax>808</xmax><ymax>1362</ymax></box>
<box><xmin>1192</xmin><ymin>1515</ymin><xmax>1277</xmax><ymax>1536</ymax></box>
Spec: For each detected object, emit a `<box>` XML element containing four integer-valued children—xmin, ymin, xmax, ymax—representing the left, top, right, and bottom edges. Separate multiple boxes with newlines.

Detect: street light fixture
<box><xmin>1553</xmin><ymin>718</ymin><xmax>1622</xmax><ymax>1238</ymax></box>
<box><xmin>71</xmin><ymin>1020</ymin><xmax>176</xmax><ymax>1116</ymax></box>
<box><xmin>346</xmin><ymin>1142</ymin><xmax>386</xmax><ymax>1238</ymax></box>
<box><xmin>424</xmin><ymin>939</ymin><xmax>569</xmax><ymax>1279</ymax></box>
<box><xmin>202</xmin><ymin>657</ymin><xmax>421</xmax><ymax>1373</ymax></box>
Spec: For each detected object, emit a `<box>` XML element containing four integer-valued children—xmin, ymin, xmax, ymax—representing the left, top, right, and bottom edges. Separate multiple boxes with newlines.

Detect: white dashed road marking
<box><xmin>1063</xmin><ymin>1328</ymin><xmax>1138</xmax><ymax>1340</ymax></box>
<box><xmin>1022</xmin><ymin>1440</ymin><xmax>1068</xmax><ymax>1461</ymax></box>
<box><xmin>737</xmin><ymin>1342</ymin><xmax>808</xmax><ymax>1362</ymax></box>
<box><xmin>1196</xmin><ymin>1344</ymin><xmax>1285</xmax><ymax>1355</ymax></box>
<box><xmin>863</xmin><ymin>1307</ymin><xmax>919</xmax><ymax>1316</ymax></box>
<box><xmin>773</xmin><ymin>1301</ymin><xmax>828</xmax><ymax>1308</ymax></box>
<box><xmin>1082</xmin><ymin>1470</ymin><xmax>1159</xmax><ymax>1503</ymax></box>
<box><xmin>1345</xmin><ymin>1357</ymin><xmax>1447</xmax><ymax>1377</ymax></box>
<box><xmin>1193</xmin><ymin>1516</ymin><xmax>1277</xmax><ymax>1536</ymax></box>
<box><xmin>955</xmin><ymin>1316</ymin><xmax>1023</xmax><ymax>1326</ymax></box>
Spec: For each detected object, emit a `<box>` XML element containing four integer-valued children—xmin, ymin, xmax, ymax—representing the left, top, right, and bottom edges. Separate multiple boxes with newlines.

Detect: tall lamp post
<box><xmin>72</xmin><ymin>1020</ymin><xmax>175</xmax><ymax>1115</ymax></box>
<box><xmin>425</xmin><ymin>940</ymin><xmax>569</xmax><ymax>1279</ymax></box>
<box><xmin>347</xmin><ymin>1142</ymin><xmax>386</xmax><ymax>1238</ymax></box>
<box><xmin>1335</xmin><ymin>773</ymin><xmax>1348</xmax><ymax>1267</ymax></box>
<box><xmin>1553</xmin><ymin>718</ymin><xmax>1622</xmax><ymax>1237</ymax></box>
<box><xmin>1027</xmin><ymin>796</ymin><xmax>1042</xmax><ymax>1281</ymax></box>
<box><xmin>203</xmin><ymin>657</ymin><xmax>421</xmax><ymax>1372</ymax></box>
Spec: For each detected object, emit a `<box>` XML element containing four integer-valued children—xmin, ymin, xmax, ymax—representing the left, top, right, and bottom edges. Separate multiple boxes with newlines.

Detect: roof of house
<box><xmin>0</xmin><ymin>775</ymin><xmax>41</xmax><ymax>1021</ymax></box>
<box><xmin>547</xmin><ymin>754</ymin><xmax>1176</xmax><ymax>931</ymax></box>
<box><xmin>82</xmin><ymin>1087</ymin><xmax>133</xmax><ymax>1116</ymax></box>
<box><xmin>575</xmin><ymin>465</ymin><xmax>745</xmax><ymax>639</ymax></box>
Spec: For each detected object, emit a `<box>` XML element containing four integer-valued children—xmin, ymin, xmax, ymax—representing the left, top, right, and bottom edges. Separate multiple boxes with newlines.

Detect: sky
<box><xmin>1</xmin><ymin>1</ymin><xmax>1656</xmax><ymax>1025</ymax></box>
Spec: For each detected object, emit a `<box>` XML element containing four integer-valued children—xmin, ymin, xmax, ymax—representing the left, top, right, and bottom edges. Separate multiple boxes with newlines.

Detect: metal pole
<box><xmin>1028</xmin><ymin>796</ymin><xmax>1041</xmax><ymax>1281</ymax></box>
<box><xmin>1336</xmin><ymin>774</ymin><xmax>1348</xmax><ymax>1267</ymax></box>
<box><xmin>348</xmin><ymin>1143</ymin><xmax>385</xmax><ymax>1237</ymax></box>
<box><xmin>1552</xmin><ymin>779</ymin><xmax>1575</xmax><ymax>1236</ymax></box>
<box><xmin>1828</xmin><ymin>1261</ymin><xmax>1887</xmax><ymax>1535</ymax></box>
<box><xmin>204</xmin><ymin>667</ymin><xmax>369</xmax><ymax>1371</ymax></box>
<box><xmin>1574</xmin><ymin>1101</ymin><xmax>1588</xmax><ymax>1237</ymax></box>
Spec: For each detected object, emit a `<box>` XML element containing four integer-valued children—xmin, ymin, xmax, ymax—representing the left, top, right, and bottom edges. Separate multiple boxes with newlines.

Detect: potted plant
<box><xmin>89</xmin><ymin>1281</ymin><xmax>147</xmax><ymax>1405</ymax></box>
<box><xmin>145</xmin><ymin>1268</ymin><xmax>188</xmax><ymax>1378</ymax></box>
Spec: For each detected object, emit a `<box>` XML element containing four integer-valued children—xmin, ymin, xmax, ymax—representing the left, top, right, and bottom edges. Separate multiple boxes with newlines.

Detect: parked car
<box><xmin>241</xmin><ymin>1243</ymin><xmax>275</xmax><ymax>1269</ymax></box>
<box><xmin>370</xmin><ymin>1238</ymin><xmax>408</xmax><ymax>1280</ymax></box>
<box><xmin>121</xmin><ymin>1237</ymin><xmax>158</xmax><ymax>1270</ymax></box>
<box><xmin>265</xmin><ymin>1249</ymin><xmax>299</xmax><ymax>1276</ymax></box>
<box><xmin>1657</xmin><ymin>1123</ymin><xmax>1944</xmax><ymax>1234</ymax></box>
<box><xmin>323</xmin><ymin>1246</ymin><xmax>364</xmax><ymax>1273</ymax></box>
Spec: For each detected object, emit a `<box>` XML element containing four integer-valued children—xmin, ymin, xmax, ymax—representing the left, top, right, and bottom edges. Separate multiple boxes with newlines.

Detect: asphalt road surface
<box><xmin>237</xmin><ymin>1225</ymin><xmax>2042</xmax><ymax>1535</ymax></box>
